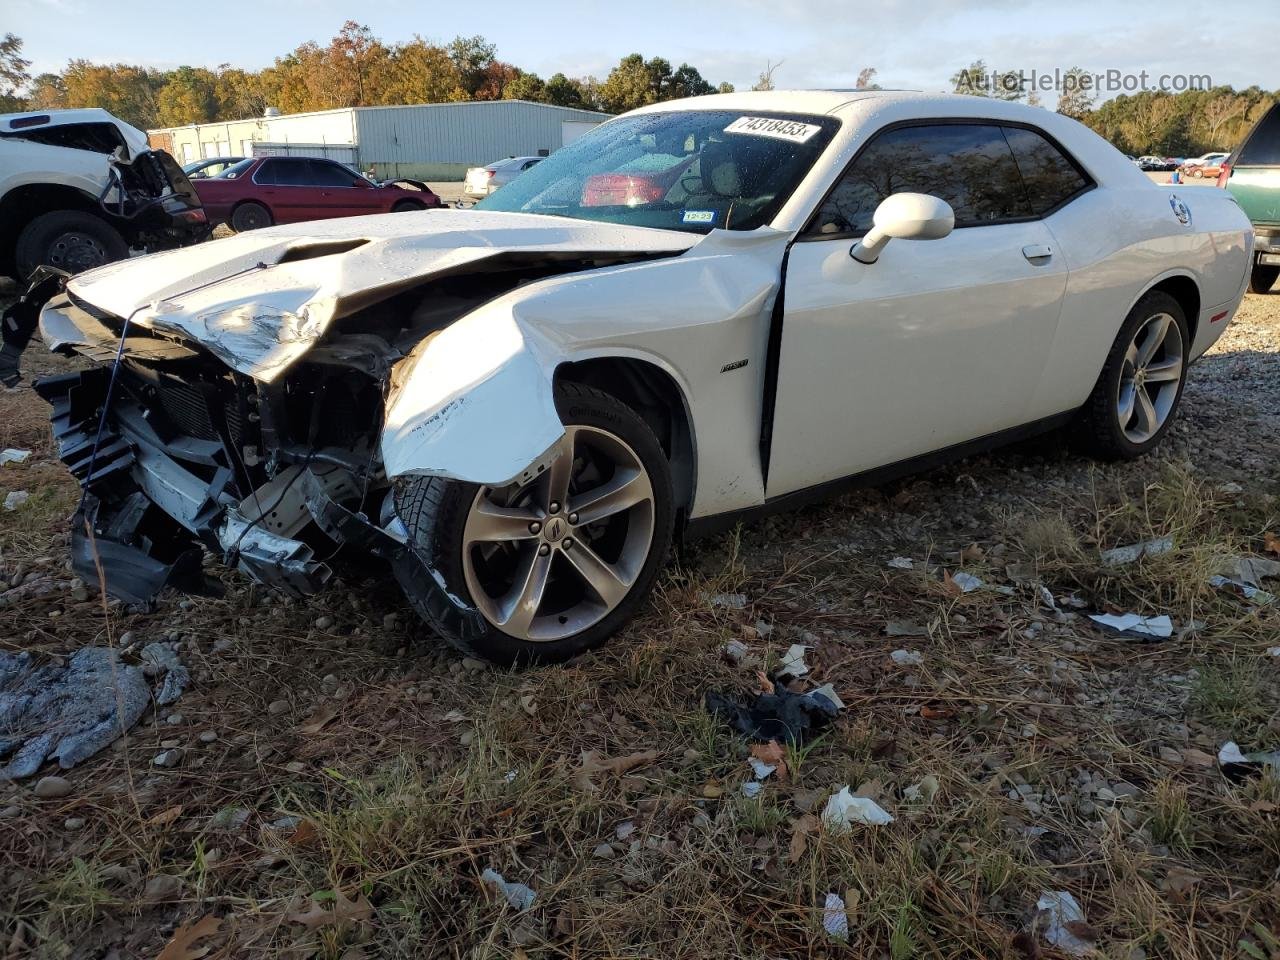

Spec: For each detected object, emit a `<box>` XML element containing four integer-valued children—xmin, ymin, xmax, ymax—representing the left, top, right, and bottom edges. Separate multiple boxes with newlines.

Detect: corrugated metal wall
<box><xmin>354</xmin><ymin>101</ymin><xmax>610</xmax><ymax>178</ymax></box>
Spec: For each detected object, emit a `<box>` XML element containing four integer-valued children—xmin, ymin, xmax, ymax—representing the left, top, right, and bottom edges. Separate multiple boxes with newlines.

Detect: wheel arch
<box><xmin>1133</xmin><ymin>271</ymin><xmax>1201</xmax><ymax>345</ymax></box>
<box><xmin>554</xmin><ymin>354</ymin><xmax>697</xmax><ymax>518</ymax></box>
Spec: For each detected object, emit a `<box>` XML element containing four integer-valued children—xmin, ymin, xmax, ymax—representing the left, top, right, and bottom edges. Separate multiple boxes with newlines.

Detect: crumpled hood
<box><xmin>65</xmin><ymin>209</ymin><xmax>697</xmax><ymax>381</ymax></box>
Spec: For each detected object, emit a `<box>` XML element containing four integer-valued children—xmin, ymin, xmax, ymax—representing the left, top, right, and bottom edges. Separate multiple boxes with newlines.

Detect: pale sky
<box><xmin>6</xmin><ymin>0</ymin><xmax>1276</xmax><ymax>101</ymax></box>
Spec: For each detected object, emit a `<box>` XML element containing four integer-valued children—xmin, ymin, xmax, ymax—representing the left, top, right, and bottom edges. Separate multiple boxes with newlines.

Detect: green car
<box><xmin>1223</xmin><ymin>102</ymin><xmax>1280</xmax><ymax>293</ymax></box>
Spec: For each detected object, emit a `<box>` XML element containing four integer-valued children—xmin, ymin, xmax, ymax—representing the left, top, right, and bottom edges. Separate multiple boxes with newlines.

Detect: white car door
<box><xmin>765</xmin><ymin>121</ymin><xmax>1087</xmax><ymax>498</ymax></box>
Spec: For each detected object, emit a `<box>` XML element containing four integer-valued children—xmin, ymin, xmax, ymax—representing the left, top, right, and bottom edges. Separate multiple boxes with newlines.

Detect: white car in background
<box><xmin>462</xmin><ymin>155</ymin><xmax>545</xmax><ymax>200</ymax></box>
<box><xmin>37</xmin><ymin>91</ymin><xmax>1252</xmax><ymax>664</ymax></box>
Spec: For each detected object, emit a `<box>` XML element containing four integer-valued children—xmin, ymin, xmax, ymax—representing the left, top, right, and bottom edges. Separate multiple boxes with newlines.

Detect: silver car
<box><xmin>462</xmin><ymin>156</ymin><xmax>544</xmax><ymax>199</ymax></box>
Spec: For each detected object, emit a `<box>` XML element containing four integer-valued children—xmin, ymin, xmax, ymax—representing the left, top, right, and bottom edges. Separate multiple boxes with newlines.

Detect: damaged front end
<box><xmin>34</xmin><ymin>289</ymin><xmax>478</xmax><ymax>637</ymax></box>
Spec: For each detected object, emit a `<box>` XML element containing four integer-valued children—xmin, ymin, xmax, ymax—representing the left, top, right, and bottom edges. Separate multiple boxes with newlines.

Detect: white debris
<box><xmin>1036</xmin><ymin>890</ymin><xmax>1093</xmax><ymax>956</ymax></box>
<box><xmin>1217</xmin><ymin>481</ymin><xmax>1244</xmax><ymax>496</ymax></box>
<box><xmin>1208</xmin><ymin>575</ymin><xmax>1276</xmax><ymax>606</ymax></box>
<box><xmin>903</xmin><ymin>775</ymin><xmax>940</xmax><ymax>804</ymax></box>
<box><xmin>821</xmin><ymin>786</ymin><xmax>894</xmax><ymax>831</ymax></box>
<box><xmin>3</xmin><ymin>490</ymin><xmax>28</xmax><ymax>511</ymax></box>
<box><xmin>1216</xmin><ymin>556</ymin><xmax>1280</xmax><ymax>588</ymax></box>
<box><xmin>951</xmin><ymin>571</ymin><xmax>984</xmax><ymax>593</ymax></box>
<box><xmin>890</xmin><ymin>649</ymin><xmax>923</xmax><ymax>666</ymax></box>
<box><xmin>1218</xmin><ymin>741</ymin><xmax>1280</xmax><ymax>770</ymax></box>
<box><xmin>887</xmin><ymin>556</ymin><xmax>914</xmax><ymax>570</ymax></box>
<box><xmin>1100</xmin><ymin>536</ymin><xmax>1174</xmax><ymax>566</ymax></box>
<box><xmin>724</xmin><ymin>639</ymin><xmax>750</xmax><ymax>663</ymax></box>
<box><xmin>778</xmin><ymin>644</ymin><xmax>810</xmax><ymax>677</ymax></box>
<box><xmin>480</xmin><ymin>867</ymin><xmax>536</xmax><ymax>911</ymax></box>
<box><xmin>1039</xmin><ymin>585</ymin><xmax>1058</xmax><ymax>611</ymax></box>
<box><xmin>1268</xmin><ymin>647</ymin><xmax>1280</xmax><ymax>658</ymax></box>
<box><xmin>809</xmin><ymin>683</ymin><xmax>845</xmax><ymax>710</ymax></box>
<box><xmin>1088</xmin><ymin>613</ymin><xmax>1173</xmax><ymax>639</ymax></box>
<box><xmin>747</xmin><ymin>757</ymin><xmax>777</xmax><ymax>780</ymax></box>
<box><xmin>822</xmin><ymin>892</ymin><xmax>849</xmax><ymax>941</ymax></box>
<box><xmin>742</xmin><ymin>780</ymin><xmax>764</xmax><ymax>799</ymax></box>
<box><xmin>709</xmin><ymin>592</ymin><xmax>747</xmax><ymax>610</ymax></box>
<box><xmin>0</xmin><ymin>449</ymin><xmax>31</xmax><ymax>466</ymax></box>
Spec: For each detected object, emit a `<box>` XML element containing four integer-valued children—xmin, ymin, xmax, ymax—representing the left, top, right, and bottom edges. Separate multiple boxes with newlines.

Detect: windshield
<box><xmin>477</xmin><ymin>110</ymin><xmax>840</xmax><ymax>233</ymax></box>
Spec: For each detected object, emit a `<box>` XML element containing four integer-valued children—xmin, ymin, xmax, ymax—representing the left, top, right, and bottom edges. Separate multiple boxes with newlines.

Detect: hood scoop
<box><xmin>276</xmin><ymin>238</ymin><xmax>371</xmax><ymax>264</ymax></box>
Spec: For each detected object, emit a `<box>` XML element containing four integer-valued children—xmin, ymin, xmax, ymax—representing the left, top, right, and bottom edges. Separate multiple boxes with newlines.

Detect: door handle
<box><xmin>1022</xmin><ymin>243</ymin><xmax>1053</xmax><ymax>262</ymax></box>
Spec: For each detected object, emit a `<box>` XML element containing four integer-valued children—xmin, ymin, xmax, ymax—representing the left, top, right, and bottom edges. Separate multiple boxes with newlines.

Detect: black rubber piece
<box><xmin>1249</xmin><ymin>263</ymin><xmax>1278</xmax><ymax>294</ymax></box>
<box><xmin>15</xmin><ymin>211</ymin><xmax>128</xmax><ymax>277</ymax></box>
<box><xmin>394</xmin><ymin>381</ymin><xmax>675</xmax><ymax>665</ymax></box>
<box><xmin>1071</xmin><ymin>289</ymin><xmax>1188</xmax><ymax>461</ymax></box>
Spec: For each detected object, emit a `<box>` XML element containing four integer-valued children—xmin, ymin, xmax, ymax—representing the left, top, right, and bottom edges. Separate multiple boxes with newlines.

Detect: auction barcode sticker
<box><xmin>724</xmin><ymin>116</ymin><xmax>822</xmax><ymax>143</ymax></box>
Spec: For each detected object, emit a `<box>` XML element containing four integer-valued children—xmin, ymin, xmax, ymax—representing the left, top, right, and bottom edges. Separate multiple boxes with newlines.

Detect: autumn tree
<box><xmin>1056</xmin><ymin>67</ymin><xmax>1095</xmax><ymax>119</ymax></box>
<box><xmin>503</xmin><ymin>71</ymin><xmax>546</xmax><ymax>102</ymax></box>
<box><xmin>156</xmin><ymin>66</ymin><xmax>218</xmax><ymax>126</ymax></box>
<box><xmin>26</xmin><ymin>73</ymin><xmax>65</xmax><ymax>110</ymax></box>
<box><xmin>855</xmin><ymin>67</ymin><xmax>879</xmax><ymax>90</ymax></box>
<box><xmin>0</xmin><ymin>34</ymin><xmax>31</xmax><ymax>111</ymax></box>
<box><xmin>449</xmin><ymin>35</ymin><xmax>497</xmax><ymax>98</ymax></box>
<box><xmin>61</xmin><ymin>60</ymin><xmax>163</xmax><ymax>129</ymax></box>
<box><xmin>379</xmin><ymin>39</ymin><xmax>464</xmax><ymax>106</ymax></box>
<box><xmin>753</xmin><ymin>61</ymin><xmax>781</xmax><ymax>92</ymax></box>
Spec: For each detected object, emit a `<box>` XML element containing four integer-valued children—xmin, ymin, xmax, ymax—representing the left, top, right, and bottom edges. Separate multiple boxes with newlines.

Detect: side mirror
<box><xmin>850</xmin><ymin>193</ymin><xmax>954</xmax><ymax>264</ymax></box>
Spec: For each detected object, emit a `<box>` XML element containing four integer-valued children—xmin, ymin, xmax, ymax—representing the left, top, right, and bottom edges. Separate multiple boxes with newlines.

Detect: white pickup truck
<box><xmin>0</xmin><ymin>108</ymin><xmax>208</xmax><ymax>280</ymax></box>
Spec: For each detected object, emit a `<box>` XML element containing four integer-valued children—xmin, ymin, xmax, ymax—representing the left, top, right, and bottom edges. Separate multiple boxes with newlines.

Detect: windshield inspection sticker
<box><xmin>682</xmin><ymin>210</ymin><xmax>716</xmax><ymax>224</ymax></box>
<box><xmin>724</xmin><ymin>116</ymin><xmax>822</xmax><ymax>143</ymax></box>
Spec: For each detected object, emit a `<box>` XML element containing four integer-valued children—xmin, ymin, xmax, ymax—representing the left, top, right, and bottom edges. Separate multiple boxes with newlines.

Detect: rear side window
<box><xmin>256</xmin><ymin>159</ymin><xmax>309</xmax><ymax>186</ymax></box>
<box><xmin>1236</xmin><ymin>104</ymin><xmax>1280</xmax><ymax>166</ymax></box>
<box><xmin>1002</xmin><ymin>126</ymin><xmax>1091</xmax><ymax>214</ymax></box>
<box><xmin>810</xmin><ymin>123</ymin><xmax>1032</xmax><ymax>235</ymax></box>
<box><xmin>254</xmin><ymin>159</ymin><xmax>280</xmax><ymax>184</ymax></box>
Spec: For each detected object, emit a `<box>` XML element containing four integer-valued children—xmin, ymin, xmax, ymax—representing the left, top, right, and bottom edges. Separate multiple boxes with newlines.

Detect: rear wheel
<box><xmin>1072</xmin><ymin>290</ymin><xmax>1188</xmax><ymax>460</ymax></box>
<box><xmin>230</xmin><ymin>201</ymin><xmax>272</xmax><ymax>232</ymax></box>
<box><xmin>15</xmin><ymin>211</ymin><xmax>129</xmax><ymax>276</ymax></box>
<box><xmin>391</xmin><ymin>199</ymin><xmax>424</xmax><ymax>213</ymax></box>
<box><xmin>394</xmin><ymin>382</ymin><xmax>674</xmax><ymax>665</ymax></box>
<box><xmin>1250</xmin><ymin>263</ymin><xmax>1279</xmax><ymax>294</ymax></box>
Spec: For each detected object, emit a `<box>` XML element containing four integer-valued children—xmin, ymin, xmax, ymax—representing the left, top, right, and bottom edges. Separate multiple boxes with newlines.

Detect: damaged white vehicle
<box><xmin>37</xmin><ymin>91</ymin><xmax>1253</xmax><ymax>663</ymax></box>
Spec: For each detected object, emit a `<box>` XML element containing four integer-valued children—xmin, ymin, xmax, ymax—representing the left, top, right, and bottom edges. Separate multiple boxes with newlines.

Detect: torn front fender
<box><xmin>381</xmin><ymin>304</ymin><xmax>563</xmax><ymax>486</ymax></box>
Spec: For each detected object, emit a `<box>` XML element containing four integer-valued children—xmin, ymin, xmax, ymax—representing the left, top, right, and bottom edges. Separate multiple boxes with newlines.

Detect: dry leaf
<box><xmin>701</xmin><ymin>780</ymin><xmax>724</xmax><ymax>798</ymax></box>
<box><xmin>942</xmin><ymin>570</ymin><xmax>962</xmax><ymax>596</ymax></box>
<box><xmin>960</xmin><ymin>542</ymin><xmax>985</xmax><ymax>563</ymax></box>
<box><xmin>298</xmin><ymin>704</ymin><xmax>339</xmax><ymax>735</ymax></box>
<box><xmin>1160</xmin><ymin>867</ymin><xmax>1202</xmax><ymax>895</ymax></box>
<box><xmin>147</xmin><ymin>804</ymin><xmax>185</xmax><ymax>828</ymax></box>
<box><xmin>574</xmin><ymin>749</ymin><xmax>659</xmax><ymax>791</ymax></box>
<box><xmin>288</xmin><ymin>819</ymin><xmax>319</xmax><ymax>847</ymax></box>
<box><xmin>755</xmin><ymin>670</ymin><xmax>775</xmax><ymax>694</ymax></box>
<box><xmin>1264</xmin><ymin>531</ymin><xmax>1280</xmax><ymax>556</ymax></box>
<box><xmin>750</xmin><ymin>740</ymin><xmax>789</xmax><ymax>780</ymax></box>
<box><xmin>286</xmin><ymin>888</ymin><xmax>373</xmax><ymax>931</ymax></box>
<box><xmin>1063</xmin><ymin>920</ymin><xmax>1100</xmax><ymax>942</ymax></box>
<box><xmin>788</xmin><ymin>813</ymin><xmax>818</xmax><ymax>862</ymax></box>
<box><xmin>1181</xmin><ymin>748</ymin><xmax>1216</xmax><ymax>767</ymax></box>
<box><xmin>156</xmin><ymin>915</ymin><xmax>221</xmax><ymax>960</ymax></box>
<box><xmin>920</xmin><ymin>705</ymin><xmax>954</xmax><ymax>720</ymax></box>
<box><xmin>286</xmin><ymin>899</ymin><xmax>332</xmax><ymax>931</ymax></box>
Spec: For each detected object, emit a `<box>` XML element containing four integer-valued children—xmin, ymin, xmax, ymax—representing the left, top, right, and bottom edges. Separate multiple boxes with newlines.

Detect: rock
<box><xmin>141</xmin><ymin>874</ymin><xmax>183</xmax><ymax>902</ymax></box>
<box><xmin>382</xmin><ymin>612</ymin><xmax>398</xmax><ymax>629</ymax></box>
<box><xmin>320</xmin><ymin>674</ymin><xmax>339</xmax><ymax>695</ymax></box>
<box><xmin>267</xmin><ymin>699</ymin><xmax>289</xmax><ymax>715</ymax></box>
<box><xmin>152</xmin><ymin>749</ymin><xmax>182</xmax><ymax>768</ymax></box>
<box><xmin>164</xmin><ymin>713</ymin><xmax>183</xmax><ymax>726</ymax></box>
<box><xmin>64</xmin><ymin>817</ymin><xmax>85</xmax><ymax>830</ymax></box>
<box><xmin>285</xmin><ymin>761</ymin><xmax>305</xmax><ymax>774</ymax></box>
<box><xmin>592</xmin><ymin>843</ymin><xmax>615</xmax><ymax>859</ymax></box>
<box><xmin>314</xmin><ymin>616</ymin><xmax>334</xmax><ymax>630</ymax></box>
<box><xmin>0</xmin><ymin>805</ymin><xmax>20</xmax><ymax>818</ymax></box>
<box><xmin>460</xmin><ymin>730</ymin><xmax>475</xmax><ymax>747</ymax></box>
<box><xmin>33</xmin><ymin>776</ymin><xmax>73</xmax><ymax>799</ymax></box>
<box><xmin>461</xmin><ymin>657</ymin><xmax>487</xmax><ymax>673</ymax></box>
<box><xmin>198</xmin><ymin>730</ymin><xmax>218</xmax><ymax>744</ymax></box>
<box><xmin>212</xmin><ymin>639</ymin><xmax>233</xmax><ymax>654</ymax></box>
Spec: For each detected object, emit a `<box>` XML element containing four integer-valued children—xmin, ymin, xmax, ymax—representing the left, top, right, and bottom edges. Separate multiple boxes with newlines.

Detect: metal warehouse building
<box><xmin>148</xmin><ymin>100</ymin><xmax>611</xmax><ymax>180</ymax></box>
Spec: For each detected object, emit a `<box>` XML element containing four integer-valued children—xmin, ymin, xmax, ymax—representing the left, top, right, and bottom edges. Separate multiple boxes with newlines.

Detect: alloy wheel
<box><xmin>461</xmin><ymin>425</ymin><xmax>655</xmax><ymax>641</ymax></box>
<box><xmin>1116</xmin><ymin>311</ymin><xmax>1184</xmax><ymax>444</ymax></box>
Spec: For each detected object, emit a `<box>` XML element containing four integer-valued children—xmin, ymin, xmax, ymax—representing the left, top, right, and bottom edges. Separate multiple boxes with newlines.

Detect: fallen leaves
<box><xmin>297</xmin><ymin>704</ymin><xmax>340</xmax><ymax>735</ymax></box>
<box><xmin>1264</xmin><ymin>531</ymin><xmax>1280</xmax><ymax>556</ymax></box>
<box><xmin>749</xmin><ymin>741</ymin><xmax>788</xmax><ymax>780</ymax></box>
<box><xmin>156</xmin><ymin>915</ymin><xmax>221</xmax><ymax>960</ymax></box>
<box><xmin>146</xmin><ymin>804</ymin><xmax>184</xmax><ymax>828</ymax></box>
<box><xmin>287</xmin><ymin>887</ymin><xmax>374</xmax><ymax>931</ymax></box>
<box><xmin>574</xmin><ymin>749</ymin><xmax>660</xmax><ymax>792</ymax></box>
<box><xmin>788</xmin><ymin>813</ymin><xmax>819</xmax><ymax>862</ymax></box>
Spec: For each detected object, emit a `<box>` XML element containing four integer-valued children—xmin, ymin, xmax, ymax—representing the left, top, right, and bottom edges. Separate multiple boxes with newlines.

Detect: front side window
<box><xmin>810</xmin><ymin>123</ymin><xmax>1033</xmax><ymax>236</ymax></box>
<box><xmin>308</xmin><ymin>160</ymin><xmax>358</xmax><ymax>187</ymax></box>
<box><xmin>478</xmin><ymin>110</ymin><xmax>840</xmax><ymax>234</ymax></box>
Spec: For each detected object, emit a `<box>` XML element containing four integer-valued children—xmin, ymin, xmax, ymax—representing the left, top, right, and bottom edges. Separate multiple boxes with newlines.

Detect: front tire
<box><xmin>15</xmin><ymin>211</ymin><xmax>129</xmax><ymax>276</ymax></box>
<box><xmin>1072</xmin><ymin>290</ymin><xmax>1189</xmax><ymax>460</ymax></box>
<box><xmin>394</xmin><ymin>382</ymin><xmax>675</xmax><ymax>665</ymax></box>
<box><xmin>230</xmin><ymin>201</ymin><xmax>272</xmax><ymax>232</ymax></box>
<box><xmin>1250</xmin><ymin>263</ymin><xmax>1279</xmax><ymax>294</ymax></box>
<box><xmin>391</xmin><ymin>199</ymin><xmax>424</xmax><ymax>213</ymax></box>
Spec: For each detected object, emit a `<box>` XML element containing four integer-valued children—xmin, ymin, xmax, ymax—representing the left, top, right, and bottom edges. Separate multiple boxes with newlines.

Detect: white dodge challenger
<box><xmin>36</xmin><ymin>90</ymin><xmax>1253</xmax><ymax>663</ymax></box>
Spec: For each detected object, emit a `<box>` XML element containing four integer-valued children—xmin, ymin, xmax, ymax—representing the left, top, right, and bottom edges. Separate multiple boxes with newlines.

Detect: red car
<box><xmin>193</xmin><ymin>156</ymin><xmax>443</xmax><ymax>231</ymax></box>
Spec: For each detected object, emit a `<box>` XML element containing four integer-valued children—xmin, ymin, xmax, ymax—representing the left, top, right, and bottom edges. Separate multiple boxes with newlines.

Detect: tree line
<box><xmin>0</xmin><ymin>30</ymin><xmax>1273</xmax><ymax>157</ymax></box>
<box><xmin>0</xmin><ymin>24</ymin><xmax>733</xmax><ymax>130</ymax></box>
<box><xmin>950</xmin><ymin>59</ymin><xmax>1276</xmax><ymax>157</ymax></box>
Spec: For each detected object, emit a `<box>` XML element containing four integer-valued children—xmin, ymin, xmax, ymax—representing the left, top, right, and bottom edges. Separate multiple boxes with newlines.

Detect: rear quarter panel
<box><xmin>1029</xmin><ymin>184</ymin><xmax>1251</xmax><ymax>419</ymax></box>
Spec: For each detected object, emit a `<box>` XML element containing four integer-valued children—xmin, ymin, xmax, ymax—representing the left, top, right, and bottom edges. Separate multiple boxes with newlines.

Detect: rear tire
<box><xmin>1249</xmin><ymin>263</ymin><xmax>1279</xmax><ymax>294</ymax></box>
<box><xmin>391</xmin><ymin>199</ymin><xmax>424</xmax><ymax>213</ymax></box>
<box><xmin>15</xmin><ymin>211</ymin><xmax>129</xmax><ymax>276</ymax></box>
<box><xmin>394</xmin><ymin>382</ymin><xmax>675</xmax><ymax>665</ymax></box>
<box><xmin>230</xmin><ymin>201</ymin><xmax>272</xmax><ymax>232</ymax></box>
<box><xmin>1072</xmin><ymin>290</ymin><xmax>1189</xmax><ymax>460</ymax></box>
